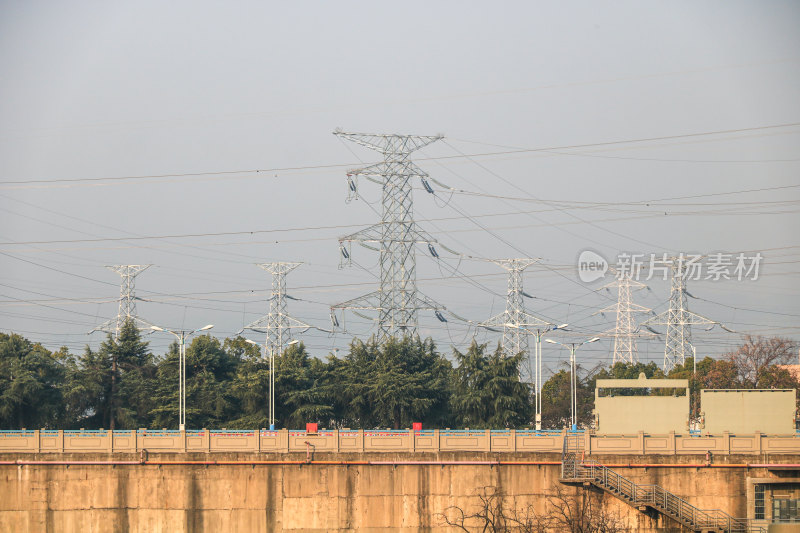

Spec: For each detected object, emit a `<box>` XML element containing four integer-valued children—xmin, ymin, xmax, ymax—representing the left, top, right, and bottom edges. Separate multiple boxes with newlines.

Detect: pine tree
<box><xmin>451</xmin><ymin>341</ymin><xmax>532</xmax><ymax>428</ymax></box>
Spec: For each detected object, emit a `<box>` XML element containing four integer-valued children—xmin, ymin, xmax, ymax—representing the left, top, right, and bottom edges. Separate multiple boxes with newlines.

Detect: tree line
<box><xmin>0</xmin><ymin>320</ymin><xmax>797</xmax><ymax>431</ymax></box>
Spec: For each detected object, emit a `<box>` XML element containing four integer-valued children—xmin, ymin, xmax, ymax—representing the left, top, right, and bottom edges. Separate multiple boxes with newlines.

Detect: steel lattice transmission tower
<box><xmin>478</xmin><ymin>259</ymin><xmax>552</xmax><ymax>380</ymax></box>
<box><xmin>332</xmin><ymin>131</ymin><xmax>445</xmax><ymax>343</ymax></box>
<box><xmin>598</xmin><ymin>274</ymin><xmax>651</xmax><ymax>364</ymax></box>
<box><xmin>240</xmin><ymin>262</ymin><xmax>312</xmax><ymax>358</ymax></box>
<box><xmin>90</xmin><ymin>265</ymin><xmax>153</xmax><ymax>339</ymax></box>
<box><xmin>641</xmin><ymin>258</ymin><xmax>722</xmax><ymax>372</ymax></box>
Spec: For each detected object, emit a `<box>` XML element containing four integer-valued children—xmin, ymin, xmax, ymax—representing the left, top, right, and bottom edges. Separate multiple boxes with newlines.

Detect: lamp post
<box><xmin>545</xmin><ymin>337</ymin><xmax>600</xmax><ymax>431</ymax></box>
<box><xmin>245</xmin><ymin>337</ymin><xmax>299</xmax><ymax>430</ymax></box>
<box><xmin>151</xmin><ymin>324</ymin><xmax>214</xmax><ymax>431</ymax></box>
<box><xmin>687</xmin><ymin>342</ymin><xmax>698</xmax><ymax>427</ymax></box>
<box><xmin>510</xmin><ymin>323</ymin><xmax>569</xmax><ymax>430</ymax></box>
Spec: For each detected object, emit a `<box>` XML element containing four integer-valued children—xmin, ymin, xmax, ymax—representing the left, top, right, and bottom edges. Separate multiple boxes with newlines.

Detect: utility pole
<box><xmin>90</xmin><ymin>264</ymin><xmax>153</xmax><ymax>339</ymax></box>
<box><xmin>599</xmin><ymin>274</ymin><xmax>651</xmax><ymax>364</ymax></box>
<box><xmin>332</xmin><ymin>131</ymin><xmax>445</xmax><ymax>343</ymax></box>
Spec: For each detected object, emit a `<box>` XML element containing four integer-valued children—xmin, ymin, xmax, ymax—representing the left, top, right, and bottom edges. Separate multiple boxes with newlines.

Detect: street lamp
<box><xmin>689</xmin><ymin>343</ymin><xmax>697</xmax><ymax>377</ymax></box>
<box><xmin>245</xmin><ymin>338</ymin><xmax>299</xmax><ymax>430</ymax></box>
<box><xmin>686</xmin><ymin>341</ymin><xmax>698</xmax><ymax>428</ymax></box>
<box><xmin>545</xmin><ymin>336</ymin><xmax>600</xmax><ymax>431</ymax></box>
<box><xmin>151</xmin><ymin>324</ymin><xmax>214</xmax><ymax>431</ymax></box>
<box><xmin>509</xmin><ymin>323</ymin><xmax>569</xmax><ymax>430</ymax></box>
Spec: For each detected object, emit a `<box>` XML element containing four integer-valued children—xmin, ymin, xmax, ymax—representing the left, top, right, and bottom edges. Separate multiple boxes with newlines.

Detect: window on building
<box><xmin>755</xmin><ymin>484</ymin><xmax>765</xmax><ymax>520</ymax></box>
<box><xmin>773</xmin><ymin>498</ymin><xmax>800</xmax><ymax>522</ymax></box>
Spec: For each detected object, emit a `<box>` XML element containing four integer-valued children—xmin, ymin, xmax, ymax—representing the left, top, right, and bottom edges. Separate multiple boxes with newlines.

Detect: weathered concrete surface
<box><xmin>0</xmin><ymin>451</ymin><xmax>790</xmax><ymax>532</ymax></box>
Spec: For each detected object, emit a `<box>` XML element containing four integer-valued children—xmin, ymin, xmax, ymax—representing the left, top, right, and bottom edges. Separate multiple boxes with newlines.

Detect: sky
<box><xmin>1</xmin><ymin>1</ymin><xmax>799</xmax><ymax>376</ymax></box>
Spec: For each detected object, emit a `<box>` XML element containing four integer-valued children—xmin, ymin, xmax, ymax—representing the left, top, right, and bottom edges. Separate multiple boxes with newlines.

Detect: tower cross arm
<box><xmin>331</xmin><ymin>291</ymin><xmax>382</xmax><ymax>311</ymax></box>
<box><xmin>478</xmin><ymin>311</ymin><xmax>553</xmax><ymax>330</ymax></box>
<box><xmin>258</xmin><ymin>262</ymin><xmax>302</xmax><ymax>275</ymax></box>
<box><xmin>332</xmin><ymin>290</ymin><xmax>445</xmax><ymax>312</ymax></box>
<box><xmin>641</xmin><ymin>309</ymin><xmax>718</xmax><ymax>327</ymax></box>
<box><xmin>489</xmin><ymin>258</ymin><xmax>540</xmax><ymax>271</ymax></box>
<box><xmin>597</xmin><ymin>301</ymin><xmax>651</xmax><ymax>314</ymax></box>
<box><xmin>333</xmin><ymin>131</ymin><xmax>443</xmax><ymax>155</ymax></box>
<box><xmin>339</xmin><ymin>223</ymin><xmax>438</xmax><ymax>245</ymax></box>
<box><xmin>347</xmin><ymin>160</ymin><xmax>431</xmax><ymax>180</ymax></box>
<box><xmin>89</xmin><ymin>316</ymin><xmax>155</xmax><ymax>335</ymax></box>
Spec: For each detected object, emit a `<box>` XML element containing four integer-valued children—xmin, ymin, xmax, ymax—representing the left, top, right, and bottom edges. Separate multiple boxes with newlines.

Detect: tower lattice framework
<box><xmin>478</xmin><ymin>259</ymin><xmax>551</xmax><ymax>383</ymax></box>
<box><xmin>241</xmin><ymin>262</ymin><xmax>311</xmax><ymax>358</ymax></box>
<box><xmin>90</xmin><ymin>265</ymin><xmax>152</xmax><ymax>339</ymax></box>
<box><xmin>332</xmin><ymin>131</ymin><xmax>445</xmax><ymax>343</ymax></box>
<box><xmin>642</xmin><ymin>258</ymin><xmax>718</xmax><ymax>372</ymax></box>
<box><xmin>599</xmin><ymin>274</ymin><xmax>651</xmax><ymax>364</ymax></box>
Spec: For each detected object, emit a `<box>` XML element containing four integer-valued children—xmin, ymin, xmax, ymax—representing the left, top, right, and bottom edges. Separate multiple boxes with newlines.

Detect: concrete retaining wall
<box><xmin>0</xmin><ymin>451</ymin><xmax>789</xmax><ymax>532</ymax></box>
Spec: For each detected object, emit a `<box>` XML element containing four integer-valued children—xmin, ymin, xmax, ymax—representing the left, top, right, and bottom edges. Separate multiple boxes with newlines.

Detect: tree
<box><xmin>61</xmin><ymin>344</ymin><xmax>110</xmax><ymax>429</ymax></box>
<box><xmin>330</xmin><ymin>336</ymin><xmax>452</xmax><ymax>429</ymax></box>
<box><xmin>227</xmin><ymin>337</ymin><xmax>269</xmax><ymax>428</ymax></box>
<box><xmin>60</xmin><ymin>320</ymin><xmax>156</xmax><ymax>430</ymax></box>
<box><xmin>277</xmin><ymin>342</ymin><xmax>335</xmax><ymax>427</ymax></box>
<box><xmin>112</xmin><ymin>320</ymin><xmax>157</xmax><ymax>429</ymax></box>
<box><xmin>546</xmin><ymin>484</ymin><xmax>630</xmax><ymax>533</ymax></box>
<box><xmin>724</xmin><ymin>335</ymin><xmax>798</xmax><ymax>388</ymax></box>
<box><xmin>0</xmin><ymin>333</ymin><xmax>64</xmax><ymax>429</ymax></box>
<box><xmin>228</xmin><ymin>339</ymin><xmax>336</xmax><ymax>429</ymax></box>
<box><xmin>593</xmin><ymin>361</ymin><xmax>663</xmax><ymax>382</ymax></box>
<box><xmin>541</xmin><ymin>363</ymin><xmax>596</xmax><ymax>429</ymax></box>
<box><xmin>450</xmin><ymin>341</ymin><xmax>532</xmax><ymax>428</ymax></box>
<box><xmin>540</xmin><ymin>369</ymin><xmax>572</xmax><ymax>429</ymax></box>
<box><xmin>439</xmin><ymin>485</ymin><xmax>630</xmax><ymax>533</ymax></box>
<box><xmin>668</xmin><ymin>356</ymin><xmax>715</xmax><ymax>419</ymax></box>
<box><xmin>150</xmin><ymin>334</ymin><xmax>238</xmax><ymax>429</ymax></box>
<box><xmin>440</xmin><ymin>486</ymin><xmax>547</xmax><ymax>532</ymax></box>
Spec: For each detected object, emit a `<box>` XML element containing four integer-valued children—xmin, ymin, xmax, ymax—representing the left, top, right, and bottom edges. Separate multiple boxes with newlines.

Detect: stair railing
<box><xmin>562</xmin><ymin>457</ymin><xmax>764</xmax><ymax>533</ymax></box>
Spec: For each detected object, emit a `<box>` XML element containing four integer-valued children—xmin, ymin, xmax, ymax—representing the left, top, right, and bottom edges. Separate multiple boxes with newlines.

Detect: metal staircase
<box><xmin>559</xmin><ymin>433</ymin><xmax>764</xmax><ymax>533</ymax></box>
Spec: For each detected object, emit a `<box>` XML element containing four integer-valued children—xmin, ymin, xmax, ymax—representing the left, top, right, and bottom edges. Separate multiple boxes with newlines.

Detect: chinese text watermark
<box><xmin>577</xmin><ymin>251</ymin><xmax>762</xmax><ymax>283</ymax></box>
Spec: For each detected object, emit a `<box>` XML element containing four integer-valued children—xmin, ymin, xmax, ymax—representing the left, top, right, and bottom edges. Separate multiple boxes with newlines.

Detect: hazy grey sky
<box><xmin>1</xmin><ymin>1</ymin><xmax>798</xmax><ymax>372</ymax></box>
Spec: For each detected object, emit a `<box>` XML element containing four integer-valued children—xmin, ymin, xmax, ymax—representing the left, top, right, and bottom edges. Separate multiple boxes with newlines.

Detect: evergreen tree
<box><xmin>151</xmin><ymin>334</ymin><xmax>238</xmax><ymax>429</ymax></box>
<box><xmin>113</xmin><ymin>320</ymin><xmax>156</xmax><ymax>429</ymax></box>
<box><xmin>60</xmin><ymin>320</ymin><xmax>155</xmax><ymax>430</ymax></box>
<box><xmin>331</xmin><ymin>336</ymin><xmax>452</xmax><ymax>429</ymax></box>
<box><xmin>451</xmin><ymin>341</ymin><xmax>532</xmax><ymax>428</ymax></box>
<box><xmin>0</xmin><ymin>333</ymin><xmax>64</xmax><ymax>429</ymax></box>
<box><xmin>226</xmin><ymin>337</ymin><xmax>269</xmax><ymax>428</ymax></box>
<box><xmin>276</xmin><ymin>342</ymin><xmax>334</xmax><ymax>427</ymax></box>
<box><xmin>62</xmin><ymin>344</ymin><xmax>110</xmax><ymax>429</ymax></box>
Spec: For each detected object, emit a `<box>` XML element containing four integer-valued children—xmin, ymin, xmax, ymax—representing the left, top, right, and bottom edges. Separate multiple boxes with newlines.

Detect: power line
<box><xmin>2</xmin><ymin>122</ymin><xmax>797</xmax><ymax>187</ymax></box>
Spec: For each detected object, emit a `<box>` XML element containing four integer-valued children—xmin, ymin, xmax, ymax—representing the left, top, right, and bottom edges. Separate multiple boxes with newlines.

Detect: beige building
<box><xmin>701</xmin><ymin>389</ymin><xmax>796</xmax><ymax>435</ymax></box>
<box><xmin>594</xmin><ymin>374</ymin><xmax>689</xmax><ymax>435</ymax></box>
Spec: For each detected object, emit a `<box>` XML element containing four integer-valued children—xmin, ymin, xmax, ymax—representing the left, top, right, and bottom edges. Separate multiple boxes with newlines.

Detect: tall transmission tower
<box><xmin>641</xmin><ymin>257</ymin><xmax>723</xmax><ymax>372</ymax></box>
<box><xmin>598</xmin><ymin>274</ymin><xmax>651</xmax><ymax>364</ymax></box>
<box><xmin>478</xmin><ymin>259</ymin><xmax>555</xmax><ymax>430</ymax></box>
<box><xmin>240</xmin><ymin>262</ymin><xmax>312</xmax><ymax>358</ymax></box>
<box><xmin>332</xmin><ymin>131</ymin><xmax>445</xmax><ymax>343</ymax></box>
<box><xmin>478</xmin><ymin>259</ymin><xmax>550</xmax><ymax>365</ymax></box>
<box><xmin>90</xmin><ymin>264</ymin><xmax>152</xmax><ymax>339</ymax></box>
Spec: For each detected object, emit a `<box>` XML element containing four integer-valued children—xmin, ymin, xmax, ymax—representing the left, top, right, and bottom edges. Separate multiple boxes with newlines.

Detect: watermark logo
<box><xmin>576</xmin><ymin>251</ymin><xmax>763</xmax><ymax>282</ymax></box>
<box><xmin>577</xmin><ymin>250</ymin><xmax>608</xmax><ymax>283</ymax></box>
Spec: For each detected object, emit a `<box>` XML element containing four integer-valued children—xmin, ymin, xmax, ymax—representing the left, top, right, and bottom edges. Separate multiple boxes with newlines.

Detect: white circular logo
<box><xmin>577</xmin><ymin>250</ymin><xmax>608</xmax><ymax>283</ymax></box>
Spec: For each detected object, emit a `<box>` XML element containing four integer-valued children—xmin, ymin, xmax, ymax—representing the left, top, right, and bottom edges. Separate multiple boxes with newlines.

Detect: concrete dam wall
<box><xmin>0</xmin><ymin>451</ymin><xmax>786</xmax><ymax>532</ymax></box>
